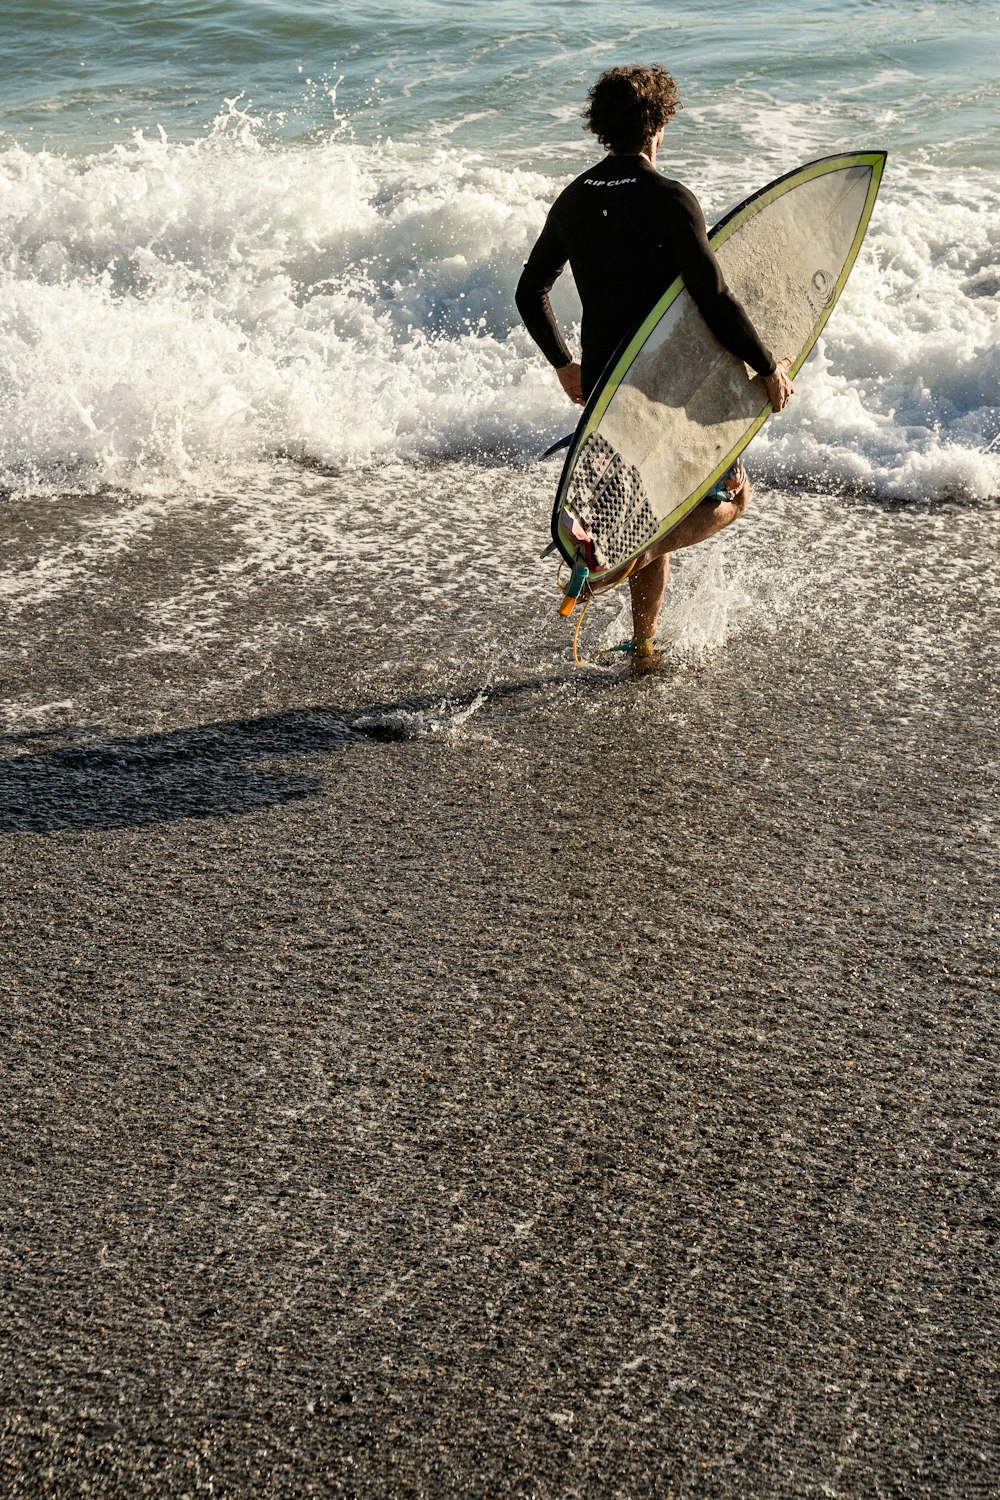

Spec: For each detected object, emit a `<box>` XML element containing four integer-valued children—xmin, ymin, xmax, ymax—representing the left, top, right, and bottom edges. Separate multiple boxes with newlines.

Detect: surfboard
<box><xmin>551</xmin><ymin>151</ymin><xmax>886</xmax><ymax>584</ymax></box>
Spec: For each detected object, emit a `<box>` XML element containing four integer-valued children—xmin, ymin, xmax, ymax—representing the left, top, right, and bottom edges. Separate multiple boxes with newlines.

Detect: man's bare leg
<box><xmin>627</xmin><ymin>463</ymin><xmax>750</xmax><ymax>648</ymax></box>
<box><xmin>629</xmin><ymin>553</ymin><xmax>670</xmax><ymax>642</ymax></box>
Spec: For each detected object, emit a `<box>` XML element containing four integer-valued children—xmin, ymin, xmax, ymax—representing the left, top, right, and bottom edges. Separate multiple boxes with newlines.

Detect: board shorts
<box><xmin>704</xmin><ymin>459</ymin><xmax>746</xmax><ymax>503</ymax></box>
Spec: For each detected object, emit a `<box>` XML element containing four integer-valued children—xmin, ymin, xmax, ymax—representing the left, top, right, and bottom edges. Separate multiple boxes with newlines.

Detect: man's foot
<box><xmin>629</xmin><ymin>637</ymin><xmax>662</xmax><ymax>677</ymax></box>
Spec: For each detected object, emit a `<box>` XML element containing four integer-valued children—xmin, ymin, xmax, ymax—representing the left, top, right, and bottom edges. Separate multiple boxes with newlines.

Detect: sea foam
<box><xmin>1</xmin><ymin>109</ymin><xmax>997</xmax><ymax>501</ymax></box>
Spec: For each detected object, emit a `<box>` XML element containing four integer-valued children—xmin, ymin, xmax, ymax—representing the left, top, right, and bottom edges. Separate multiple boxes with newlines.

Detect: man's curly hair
<box><xmin>583</xmin><ymin>64</ymin><xmax>681</xmax><ymax>155</ymax></box>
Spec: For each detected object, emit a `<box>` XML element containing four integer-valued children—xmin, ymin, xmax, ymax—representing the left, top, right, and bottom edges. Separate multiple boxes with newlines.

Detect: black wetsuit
<box><xmin>516</xmin><ymin>153</ymin><xmax>776</xmax><ymax>397</ymax></box>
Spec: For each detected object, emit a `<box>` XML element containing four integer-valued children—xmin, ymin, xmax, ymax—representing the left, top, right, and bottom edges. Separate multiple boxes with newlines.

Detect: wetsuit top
<box><xmin>515</xmin><ymin>153</ymin><xmax>776</xmax><ymax>396</ymax></box>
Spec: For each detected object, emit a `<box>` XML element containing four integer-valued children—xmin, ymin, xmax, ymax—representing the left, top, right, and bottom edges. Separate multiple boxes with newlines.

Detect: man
<box><xmin>516</xmin><ymin>64</ymin><xmax>793</xmax><ymax>666</ymax></box>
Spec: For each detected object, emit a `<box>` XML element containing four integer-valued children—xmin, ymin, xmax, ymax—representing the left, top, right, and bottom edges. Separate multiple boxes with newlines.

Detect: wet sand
<box><xmin>2</xmin><ymin>470</ymin><xmax>998</xmax><ymax>1497</ymax></box>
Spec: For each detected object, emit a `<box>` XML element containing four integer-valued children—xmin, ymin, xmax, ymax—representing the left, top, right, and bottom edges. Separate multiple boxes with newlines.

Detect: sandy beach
<box><xmin>2</xmin><ymin>464</ymin><xmax>997</xmax><ymax>1496</ymax></box>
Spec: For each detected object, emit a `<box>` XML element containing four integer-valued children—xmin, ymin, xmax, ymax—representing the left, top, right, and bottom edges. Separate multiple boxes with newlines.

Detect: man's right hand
<box><xmin>557</xmin><ymin>361</ymin><xmax>585</xmax><ymax>406</ymax></box>
<box><xmin>762</xmin><ymin>357</ymin><xmax>794</xmax><ymax>413</ymax></box>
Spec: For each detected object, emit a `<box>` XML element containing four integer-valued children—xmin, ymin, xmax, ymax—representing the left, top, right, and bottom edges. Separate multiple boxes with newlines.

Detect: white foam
<box><xmin>0</xmin><ymin>118</ymin><xmax>997</xmax><ymax>502</ymax></box>
<box><xmin>0</xmin><ymin>495</ymin><xmax>169</xmax><ymax>611</ymax></box>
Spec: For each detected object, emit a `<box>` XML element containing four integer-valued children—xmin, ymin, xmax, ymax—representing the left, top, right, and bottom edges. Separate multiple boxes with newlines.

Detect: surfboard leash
<box><xmin>556</xmin><ymin>560</ymin><xmax>639</xmax><ymax>667</ymax></box>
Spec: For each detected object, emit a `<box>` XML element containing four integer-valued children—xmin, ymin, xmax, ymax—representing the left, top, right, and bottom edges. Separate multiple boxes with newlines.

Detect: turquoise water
<box><xmin>3</xmin><ymin>0</ymin><xmax>997</xmax><ymax>164</ymax></box>
<box><xmin>0</xmin><ymin>1</ymin><xmax>997</xmax><ymax>498</ymax></box>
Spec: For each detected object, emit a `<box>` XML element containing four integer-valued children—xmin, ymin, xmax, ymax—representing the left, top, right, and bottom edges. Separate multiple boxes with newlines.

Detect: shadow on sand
<box><xmin>0</xmin><ymin>673</ymin><xmax>613</xmax><ymax>834</ymax></box>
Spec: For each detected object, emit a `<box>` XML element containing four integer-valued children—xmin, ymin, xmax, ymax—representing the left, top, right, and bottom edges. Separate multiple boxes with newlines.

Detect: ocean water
<box><xmin>0</xmin><ymin>0</ymin><xmax>998</xmax><ymax>714</ymax></box>
<box><xmin>2</xmin><ymin>0</ymin><xmax>998</xmax><ymax>494</ymax></box>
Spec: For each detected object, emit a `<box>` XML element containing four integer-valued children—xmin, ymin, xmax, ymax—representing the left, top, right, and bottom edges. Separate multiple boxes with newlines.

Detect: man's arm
<box><xmin>515</xmin><ymin>212</ymin><xmax>575</xmax><ymax>371</ymax></box>
<box><xmin>672</xmin><ymin>184</ymin><xmax>793</xmax><ymax>409</ymax></box>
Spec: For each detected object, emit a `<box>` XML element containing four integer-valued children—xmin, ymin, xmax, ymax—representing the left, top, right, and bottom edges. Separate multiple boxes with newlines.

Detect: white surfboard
<box><xmin>552</xmin><ymin>152</ymin><xmax>886</xmax><ymax>576</ymax></box>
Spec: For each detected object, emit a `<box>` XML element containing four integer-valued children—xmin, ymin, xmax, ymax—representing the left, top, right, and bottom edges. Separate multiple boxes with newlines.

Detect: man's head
<box><xmin>583</xmin><ymin>64</ymin><xmax>681</xmax><ymax>155</ymax></box>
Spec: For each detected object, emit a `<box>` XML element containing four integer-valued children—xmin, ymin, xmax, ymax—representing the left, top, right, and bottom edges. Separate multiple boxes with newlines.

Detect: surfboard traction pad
<box><xmin>559</xmin><ymin>432</ymin><xmax>660</xmax><ymax>570</ymax></box>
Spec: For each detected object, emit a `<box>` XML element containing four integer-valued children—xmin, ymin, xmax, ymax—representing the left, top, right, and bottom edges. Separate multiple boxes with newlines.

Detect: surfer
<box><xmin>516</xmin><ymin>64</ymin><xmax>793</xmax><ymax>667</ymax></box>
